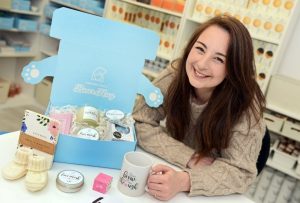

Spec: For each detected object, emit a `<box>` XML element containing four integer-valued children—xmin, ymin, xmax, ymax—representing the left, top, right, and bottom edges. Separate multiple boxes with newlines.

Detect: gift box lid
<box><xmin>22</xmin><ymin>7</ymin><xmax>163</xmax><ymax>114</ymax></box>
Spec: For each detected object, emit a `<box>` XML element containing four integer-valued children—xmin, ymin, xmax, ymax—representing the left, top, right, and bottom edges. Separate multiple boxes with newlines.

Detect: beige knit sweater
<box><xmin>132</xmin><ymin>66</ymin><xmax>266</xmax><ymax>197</ymax></box>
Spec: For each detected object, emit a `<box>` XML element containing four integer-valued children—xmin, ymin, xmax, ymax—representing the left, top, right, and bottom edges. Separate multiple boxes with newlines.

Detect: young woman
<box><xmin>133</xmin><ymin>15</ymin><xmax>266</xmax><ymax>201</ymax></box>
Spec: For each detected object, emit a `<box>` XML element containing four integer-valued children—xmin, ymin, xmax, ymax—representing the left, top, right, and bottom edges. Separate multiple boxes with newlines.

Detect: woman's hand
<box><xmin>147</xmin><ymin>164</ymin><xmax>190</xmax><ymax>201</ymax></box>
<box><xmin>187</xmin><ymin>154</ymin><xmax>215</xmax><ymax>169</ymax></box>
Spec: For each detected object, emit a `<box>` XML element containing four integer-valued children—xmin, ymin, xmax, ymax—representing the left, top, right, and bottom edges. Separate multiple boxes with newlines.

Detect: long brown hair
<box><xmin>165</xmin><ymin>15</ymin><xmax>265</xmax><ymax>157</ymax></box>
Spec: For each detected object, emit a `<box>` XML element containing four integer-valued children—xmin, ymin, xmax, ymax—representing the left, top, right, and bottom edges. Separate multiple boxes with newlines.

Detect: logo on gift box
<box><xmin>73</xmin><ymin>84</ymin><xmax>116</xmax><ymax>100</ymax></box>
<box><xmin>91</xmin><ymin>67</ymin><xmax>107</xmax><ymax>83</ymax></box>
<box><xmin>120</xmin><ymin>170</ymin><xmax>138</xmax><ymax>190</ymax></box>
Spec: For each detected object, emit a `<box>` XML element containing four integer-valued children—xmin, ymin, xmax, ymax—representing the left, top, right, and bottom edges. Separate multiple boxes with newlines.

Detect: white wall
<box><xmin>277</xmin><ymin>14</ymin><xmax>300</xmax><ymax>80</ymax></box>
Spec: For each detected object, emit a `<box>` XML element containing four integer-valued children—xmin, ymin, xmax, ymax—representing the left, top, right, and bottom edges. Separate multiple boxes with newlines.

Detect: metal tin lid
<box><xmin>56</xmin><ymin>170</ymin><xmax>84</xmax><ymax>193</ymax></box>
<box><xmin>77</xmin><ymin>127</ymin><xmax>100</xmax><ymax>140</ymax></box>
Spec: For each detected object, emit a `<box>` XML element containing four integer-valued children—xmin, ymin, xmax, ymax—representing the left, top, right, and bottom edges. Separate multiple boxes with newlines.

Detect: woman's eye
<box><xmin>195</xmin><ymin>46</ymin><xmax>205</xmax><ymax>53</ymax></box>
<box><xmin>214</xmin><ymin>57</ymin><xmax>225</xmax><ymax>64</ymax></box>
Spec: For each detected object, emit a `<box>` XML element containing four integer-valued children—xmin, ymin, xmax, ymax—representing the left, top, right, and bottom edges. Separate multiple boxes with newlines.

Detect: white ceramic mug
<box><xmin>117</xmin><ymin>151</ymin><xmax>152</xmax><ymax>196</ymax></box>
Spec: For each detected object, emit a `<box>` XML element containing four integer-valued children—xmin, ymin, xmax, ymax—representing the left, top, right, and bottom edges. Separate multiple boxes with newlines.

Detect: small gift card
<box><xmin>49</xmin><ymin>112</ymin><xmax>73</xmax><ymax>134</ymax></box>
<box><xmin>18</xmin><ymin>110</ymin><xmax>61</xmax><ymax>169</ymax></box>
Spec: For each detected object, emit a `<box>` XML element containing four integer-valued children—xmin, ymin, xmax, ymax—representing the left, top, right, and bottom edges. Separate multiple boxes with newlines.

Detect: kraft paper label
<box><xmin>19</xmin><ymin>132</ymin><xmax>55</xmax><ymax>155</ymax></box>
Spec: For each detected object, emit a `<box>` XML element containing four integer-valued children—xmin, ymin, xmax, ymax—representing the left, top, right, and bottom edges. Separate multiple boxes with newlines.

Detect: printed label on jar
<box><xmin>58</xmin><ymin>170</ymin><xmax>84</xmax><ymax>185</ymax></box>
<box><xmin>82</xmin><ymin>106</ymin><xmax>99</xmax><ymax>122</ymax></box>
<box><xmin>77</xmin><ymin>128</ymin><xmax>99</xmax><ymax>140</ymax></box>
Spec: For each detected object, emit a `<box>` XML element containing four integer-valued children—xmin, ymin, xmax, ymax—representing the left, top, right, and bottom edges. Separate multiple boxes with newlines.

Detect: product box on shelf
<box><xmin>21</xmin><ymin>8</ymin><xmax>162</xmax><ymax>169</ymax></box>
<box><xmin>14</xmin><ymin>17</ymin><xmax>38</xmax><ymax>32</ymax></box>
<box><xmin>0</xmin><ymin>16</ymin><xmax>14</xmax><ymax>30</ymax></box>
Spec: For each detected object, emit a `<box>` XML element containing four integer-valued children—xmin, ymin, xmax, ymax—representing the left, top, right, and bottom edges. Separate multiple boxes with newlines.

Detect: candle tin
<box><xmin>56</xmin><ymin>170</ymin><xmax>84</xmax><ymax>193</ymax></box>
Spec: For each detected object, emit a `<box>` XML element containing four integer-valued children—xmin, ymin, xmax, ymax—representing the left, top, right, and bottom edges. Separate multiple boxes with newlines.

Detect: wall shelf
<box><xmin>0</xmin><ymin>8</ymin><xmax>42</xmax><ymax>16</ymax></box>
<box><xmin>120</xmin><ymin>0</ymin><xmax>182</xmax><ymax>17</ymax></box>
<box><xmin>0</xmin><ymin>52</ymin><xmax>37</xmax><ymax>58</ymax></box>
<box><xmin>50</xmin><ymin>0</ymin><xmax>102</xmax><ymax>16</ymax></box>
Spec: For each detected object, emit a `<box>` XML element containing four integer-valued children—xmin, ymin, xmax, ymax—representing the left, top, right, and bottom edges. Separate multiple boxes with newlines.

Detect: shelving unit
<box><xmin>263</xmin><ymin>74</ymin><xmax>300</xmax><ymax>182</ymax></box>
<box><xmin>121</xmin><ymin>0</ymin><xmax>183</xmax><ymax>17</ymax></box>
<box><xmin>0</xmin><ymin>0</ymin><xmax>44</xmax><ymax>100</ymax></box>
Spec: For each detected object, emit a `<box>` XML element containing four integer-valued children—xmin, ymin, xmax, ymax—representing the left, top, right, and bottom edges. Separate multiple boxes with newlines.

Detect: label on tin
<box><xmin>77</xmin><ymin>128</ymin><xmax>99</xmax><ymax>140</ymax></box>
<box><xmin>58</xmin><ymin>170</ymin><xmax>84</xmax><ymax>185</ymax></box>
<box><xmin>105</xmin><ymin>110</ymin><xmax>124</xmax><ymax>120</ymax></box>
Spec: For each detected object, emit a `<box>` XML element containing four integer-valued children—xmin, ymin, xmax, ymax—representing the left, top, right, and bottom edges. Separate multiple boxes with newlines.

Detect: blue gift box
<box><xmin>15</xmin><ymin>17</ymin><xmax>38</xmax><ymax>32</ymax></box>
<box><xmin>0</xmin><ymin>16</ymin><xmax>14</xmax><ymax>30</ymax></box>
<box><xmin>21</xmin><ymin>8</ymin><xmax>162</xmax><ymax>169</ymax></box>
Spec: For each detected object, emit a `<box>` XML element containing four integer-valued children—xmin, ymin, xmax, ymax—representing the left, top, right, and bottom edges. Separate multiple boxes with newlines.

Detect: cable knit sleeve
<box><xmin>186</xmin><ymin>115</ymin><xmax>266</xmax><ymax>196</ymax></box>
<box><xmin>132</xmin><ymin>68</ymin><xmax>194</xmax><ymax>168</ymax></box>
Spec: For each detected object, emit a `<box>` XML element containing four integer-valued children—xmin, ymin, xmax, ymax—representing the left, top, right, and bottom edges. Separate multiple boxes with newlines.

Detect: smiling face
<box><xmin>186</xmin><ymin>25</ymin><xmax>230</xmax><ymax>103</ymax></box>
